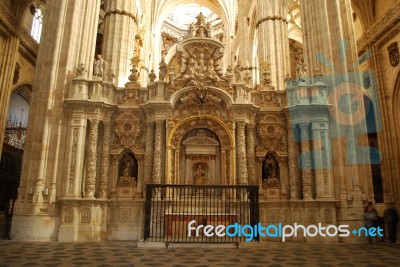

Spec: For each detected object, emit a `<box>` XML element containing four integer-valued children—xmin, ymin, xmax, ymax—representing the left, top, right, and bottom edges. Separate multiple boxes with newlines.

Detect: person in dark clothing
<box><xmin>364</xmin><ymin>204</ymin><xmax>379</xmax><ymax>248</ymax></box>
<box><xmin>384</xmin><ymin>203</ymin><xmax>399</xmax><ymax>244</ymax></box>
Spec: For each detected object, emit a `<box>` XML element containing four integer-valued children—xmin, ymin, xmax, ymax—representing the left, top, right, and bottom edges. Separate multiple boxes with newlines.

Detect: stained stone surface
<box><xmin>0</xmin><ymin>241</ymin><xmax>398</xmax><ymax>266</ymax></box>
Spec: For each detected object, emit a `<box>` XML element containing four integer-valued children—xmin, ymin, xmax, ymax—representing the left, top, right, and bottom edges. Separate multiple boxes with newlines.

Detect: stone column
<box><xmin>299</xmin><ymin>0</ymin><xmax>367</xmax><ymax>198</ymax></box>
<box><xmin>174</xmin><ymin>149</ymin><xmax>180</xmax><ymax>185</ymax></box>
<box><xmin>85</xmin><ymin>119</ymin><xmax>99</xmax><ymax>198</ymax></box>
<box><xmin>144</xmin><ymin>121</ymin><xmax>154</xmax><ymax>185</ymax></box>
<box><xmin>99</xmin><ymin>121</ymin><xmax>111</xmax><ymax>199</ymax></box>
<box><xmin>237</xmin><ymin>0</ymin><xmax>250</xmax><ymax>66</ymax></box>
<box><xmin>287</xmin><ymin>123</ymin><xmax>300</xmax><ymax>199</ymax></box>
<box><xmin>299</xmin><ymin>123</ymin><xmax>313</xmax><ymax>199</ymax></box>
<box><xmin>221</xmin><ymin>151</ymin><xmax>227</xmax><ymax>185</ymax></box>
<box><xmin>185</xmin><ymin>156</ymin><xmax>190</xmax><ymax>184</ymax></box>
<box><xmin>246</xmin><ymin>124</ymin><xmax>256</xmax><ymax>184</ymax></box>
<box><xmin>102</xmin><ymin>0</ymin><xmax>137</xmax><ymax>87</ymax></box>
<box><xmin>0</xmin><ymin>36</ymin><xmax>19</xmax><ymax>157</ymax></box>
<box><xmin>236</xmin><ymin>122</ymin><xmax>248</xmax><ymax>184</ymax></box>
<box><xmin>256</xmin><ymin>0</ymin><xmax>290</xmax><ymax>90</ymax></box>
<box><xmin>152</xmin><ymin>120</ymin><xmax>163</xmax><ymax>183</ymax></box>
<box><xmin>75</xmin><ymin>0</ymin><xmax>101</xmax><ymax>79</ymax></box>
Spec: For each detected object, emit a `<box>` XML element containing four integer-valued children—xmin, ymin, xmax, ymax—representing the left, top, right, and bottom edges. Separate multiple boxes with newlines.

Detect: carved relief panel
<box><xmin>113</xmin><ymin>111</ymin><xmax>143</xmax><ymax>151</ymax></box>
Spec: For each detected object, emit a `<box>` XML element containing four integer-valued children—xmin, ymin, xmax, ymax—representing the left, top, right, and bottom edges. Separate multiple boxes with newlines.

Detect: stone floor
<box><xmin>0</xmin><ymin>240</ymin><xmax>398</xmax><ymax>267</ymax></box>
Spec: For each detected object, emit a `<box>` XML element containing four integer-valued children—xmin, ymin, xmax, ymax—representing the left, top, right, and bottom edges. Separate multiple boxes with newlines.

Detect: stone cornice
<box><xmin>357</xmin><ymin>4</ymin><xmax>400</xmax><ymax>54</ymax></box>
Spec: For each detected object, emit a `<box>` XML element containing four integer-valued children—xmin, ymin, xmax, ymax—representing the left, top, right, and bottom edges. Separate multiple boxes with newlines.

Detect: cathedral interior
<box><xmin>0</xmin><ymin>0</ymin><xmax>399</xmax><ymax>243</ymax></box>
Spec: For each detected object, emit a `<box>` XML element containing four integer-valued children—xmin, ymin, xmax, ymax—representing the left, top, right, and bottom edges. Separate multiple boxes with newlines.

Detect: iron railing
<box><xmin>144</xmin><ymin>184</ymin><xmax>259</xmax><ymax>244</ymax></box>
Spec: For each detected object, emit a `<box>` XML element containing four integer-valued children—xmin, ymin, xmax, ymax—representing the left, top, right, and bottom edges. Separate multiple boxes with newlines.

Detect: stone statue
<box><xmin>149</xmin><ymin>69</ymin><xmax>156</xmax><ymax>83</ymax></box>
<box><xmin>264</xmin><ymin>154</ymin><xmax>277</xmax><ymax>179</ymax></box>
<box><xmin>194</xmin><ymin>165</ymin><xmax>206</xmax><ymax>185</ymax></box>
<box><xmin>159</xmin><ymin>58</ymin><xmax>167</xmax><ymax>81</ymax></box>
<box><xmin>93</xmin><ymin>54</ymin><xmax>107</xmax><ymax>78</ymax></box>
<box><xmin>296</xmin><ymin>59</ymin><xmax>306</xmax><ymax>83</ymax></box>
<box><xmin>234</xmin><ymin>61</ymin><xmax>243</xmax><ymax>82</ymax></box>
<box><xmin>118</xmin><ymin>155</ymin><xmax>136</xmax><ymax>186</ymax></box>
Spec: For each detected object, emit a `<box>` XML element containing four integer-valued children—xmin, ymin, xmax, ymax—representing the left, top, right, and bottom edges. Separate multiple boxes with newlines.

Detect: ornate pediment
<box><xmin>182</xmin><ymin>129</ymin><xmax>220</xmax><ymax>146</ymax></box>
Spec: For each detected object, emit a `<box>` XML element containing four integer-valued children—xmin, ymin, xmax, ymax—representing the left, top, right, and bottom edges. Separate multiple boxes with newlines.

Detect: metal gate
<box><xmin>144</xmin><ymin>184</ymin><xmax>259</xmax><ymax>243</ymax></box>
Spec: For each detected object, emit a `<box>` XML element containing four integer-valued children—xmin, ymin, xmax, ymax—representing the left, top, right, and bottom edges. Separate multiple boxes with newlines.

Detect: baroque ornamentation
<box><xmin>300</xmin><ymin>123</ymin><xmax>313</xmax><ymax>198</ymax></box>
<box><xmin>256</xmin><ymin>115</ymin><xmax>286</xmax><ymax>153</ymax></box>
<box><xmin>246</xmin><ymin>124</ymin><xmax>256</xmax><ymax>184</ymax></box>
<box><xmin>387</xmin><ymin>42</ymin><xmax>399</xmax><ymax>67</ymax></box>
<box><xmin>287</xmin><ymin>123</ymin><xmax>299</xmax><ymax>199</ymax></box>
<box><xmin>118</xmin><ymin>208</ymin><xmax>131</xmax><ymax>222</ymax></box>
<box><xmin>179</xmin><ymin>88</ymin><xmax>222</xmax><ymax>110</ymax></box>
<box><xmin>68</xmin><ymin>128</ymin><xmax>78</xmax><ymax>194</ymax></box>
<box><xmin>99</xmin><ymin>122</ymin><xmax>111</xmax><ymax>198</ymax></box>
<box><xmin>236</xmin><ymin>122</ymin><xmax>248</xmax><ymax>184</ymax></box>
<box><xmin>64</xmin><ymin>208</ymin><xmax>73</xmax><ymax>224</ymax></box>
<box><xmin>152</xmin><ymin>121</ymin><xmax>164</xmax><ymax>183</ymax></box>
<box><xmin>144</xmin><ymin>121</ymin><xmax>155</xmax><ymax>184</ymax></box>
<box><xmin>118</xmin><ymin>88</ymin><xmax>142</xmax><ymax>105</ymax></box>
<box><xmin>253</xmin><ymin>91</ymin><xmax>281</xmax><ymax>107</ymax></box>
<box><xmin>81</xmin><ymin>208</ymin><xmax>91</xmax><ymax>223</ymax></box>
<box><xmin>85</xmin><ymin>119</ymin><xmax>99</xmax><ymax>198</ymax></box>
<box><xmin>169</xmin><ymin>117</ymin><xmax>231</xmax><ymax>149</ymax></box>
<box><xmin>114</xmin><ymin>112</ymin><xmax>142</xmax><ymax>150</ymax></box>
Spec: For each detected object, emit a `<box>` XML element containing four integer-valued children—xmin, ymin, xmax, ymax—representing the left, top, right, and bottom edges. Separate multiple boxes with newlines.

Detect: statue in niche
<box><xmin>93</xmin><ymin>54</ymin><xmax>107</xmax><ymax>78</ymax></box>
<box><xmin>193</xmin><ymin>164</ymin><xmax>206</xmax><ymax>185</ymax></box>
<box><xmin>262</xmin><ymin>153</ymin><xmax>280</xmax><ymax>187</ymax></box>
<box><xmin>118</xmin><ymin>153</ymin><xmax>137</xmax><ymax>186</ymax></box>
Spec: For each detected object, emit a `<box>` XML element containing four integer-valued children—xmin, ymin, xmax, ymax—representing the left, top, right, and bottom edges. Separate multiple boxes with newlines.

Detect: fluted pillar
<box><xmin>99</xmin><ymin>121</ymin><xmax>111</xmax><ymax>199</ymax></box>
<box><xmin>300</xmin><ymin>0</ymin><xmax>369</xmax><ymax>206</ymax></box>
<box><xmin>246</xmin><ymin>124</ymin><xmax>256</xmax><ymax>184</ymax></box>
<box><xmin>300</xmin><ymin>123</ymin><xmax>313</xmax><ymax>199</ymax></box>
<box><xmin>256</xmin><ymin>0</ymin><xmax>290</xmax><ymax>90</ymax></box>
<box><xmin>237</xmin><ymin>0</ymin><xmax>250</xmax><ymax>65</ymax></box>
<box><xmin>152</xmin><ymin>120</ymin><xmax>164</xmax><ymax>183</ymax></box>
<box><xmin>288</xmin><ymin>123</ymin><xmax>300</xmax><ymax>199</ymax></box>
<box><xmin>236</xmin><ymin>122</ymin><xmax>248</xmax><ymax>184</ymax></box>
<box><xmin>0</xmin><ymin>36</ymin><xmax>19</xmax><ymax>157</ymax></box>
<box><xmin>76</xmin><ymin>0</ymin><xmax>101</xmax><ymax>79</ymax></box>
<box><xmin>102</xmin><ymin>0</ymin><xmax>137</xmax><ymax>86</ymax></box>
<box><xmin>85</xmin><ymin>119</ymin><xmax>99</xmax><ymax>198</ymax></box>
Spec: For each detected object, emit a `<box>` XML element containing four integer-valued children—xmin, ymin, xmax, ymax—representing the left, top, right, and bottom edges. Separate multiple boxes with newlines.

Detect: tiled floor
<box><xmin>0</xmin><ymin>240</ymin><xmax>398</xmax><ymax>266</ymax></box>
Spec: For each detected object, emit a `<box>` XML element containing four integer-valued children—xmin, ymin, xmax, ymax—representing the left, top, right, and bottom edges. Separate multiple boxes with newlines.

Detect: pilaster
<box><xmin>299</xmin><ymin>122</ymin><xmax>313</xmax><ymax>199</ymax></box>
<box><xmin>236</xmin><ymin>121</ymin><xmax>248</xmax><ymax>184</ymax></box>
<box><xmin>85</xmin><ymin>119</ymin><xmax>99</xmax><ymax>199</ymax></box>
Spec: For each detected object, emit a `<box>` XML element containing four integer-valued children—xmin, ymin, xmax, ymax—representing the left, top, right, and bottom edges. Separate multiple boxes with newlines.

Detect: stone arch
<box><xmin>167</xmin><ymin>115</ymin><xmax>234</xmax><ymax>185</ymax></box>
<box><xmin>168</xmin><ymin>115</ymin><xmax>233</xmax><ymax>149</ymax></box>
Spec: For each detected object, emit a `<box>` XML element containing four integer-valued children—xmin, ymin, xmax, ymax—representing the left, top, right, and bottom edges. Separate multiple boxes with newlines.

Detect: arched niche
<box><xmin>167</xmin><ymin>115</ymin><xmax>234</xmax><ymax>186</ymax></box>
<box><xmin>117</xmin><ymin>150</ymin><xmax>138</xmax><ymax>187</ymax></box>
<box><xmin>179</xmin><ymin>128</ymin><xmax>221</xmax><ymax>185</ymax></box>
<box><xmin>262</xmin><ymin>152</ymin><xmax>280</xmax><ymax>188</ymax></box>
